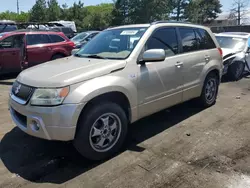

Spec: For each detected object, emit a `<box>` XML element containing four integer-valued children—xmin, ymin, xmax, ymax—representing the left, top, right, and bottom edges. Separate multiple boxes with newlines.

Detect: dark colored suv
<box><xmin>50</xmin><ymin>26</ymin><xmax>75</xmax><ymax>39</ymax></box>
<box><xmin>0</xmin><ymin>30</ymin><xmax>75</xmax><ymax>74</ymax></box>
<box><xmin>0</xmin><ymin>21</ymin><xmax>18</xmax><ymax>33</ymax></box>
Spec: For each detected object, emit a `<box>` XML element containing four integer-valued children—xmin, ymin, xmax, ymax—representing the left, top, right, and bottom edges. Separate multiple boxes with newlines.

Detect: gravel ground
<box><xmin>0</xmin><ymin>74</ymin><xmax>250</xmax><ymax>188</ymax></box>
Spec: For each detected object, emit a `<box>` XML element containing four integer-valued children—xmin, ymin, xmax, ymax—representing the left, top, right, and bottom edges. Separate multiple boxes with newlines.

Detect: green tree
<box><xmin>83</xmin><ymin>4</ymin><xmax>113</xmax><ymax>30</ymax></box>
<box><xmin>129</xmin><ymin>0</ymin><xmax>172</xmax><ymax>23</ymax></box>
<box><xmin>0</xmin><ymin>11</ymin><xmax>29</xmax><ymax>22</ymax></box>
<box><xmin>112</xmin><ymin>0</ymin><xmax>130</xmax><ymax>25</ymax></box>
<box><xmin>67</xmin><ymin>1</ymin><xmax>87</xmax><ymax>29</ymax></box>
<box><xmin>60</xmin><ymin>3</ymin><xmax>69</xmax><ymax>20</ymax></box>
<box><xmin>185</xmin><ymin>0</ymin><xmax>222</xmax><ymax>24</ymax></box>
<box><xmin>171</xmin><ymin>0</ymin><xmax>190</xmax><ymax>21</ymax></box>
<box><xmin>29</xmin><ymin>0</ymin><xmax>47</xmax><ymax>22</ymax></box>
<box><xmin>47</xmin><ymin>0</ymin><xmax>61</xmax><ymax>21</ymax></box>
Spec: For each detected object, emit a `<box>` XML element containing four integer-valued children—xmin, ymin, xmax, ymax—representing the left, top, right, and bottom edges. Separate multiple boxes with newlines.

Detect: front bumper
<box><xmin>9</xmin><ymin>98</ymin><xmax>85</xmax><ymax>141</ymax></box>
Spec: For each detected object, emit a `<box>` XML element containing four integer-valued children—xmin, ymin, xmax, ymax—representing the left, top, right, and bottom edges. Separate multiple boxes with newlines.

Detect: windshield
<box><xmin>71</xmin><ymin>32</ymin><xmax>88</xmax><ymax>42</ymax></box>
<box><xmin>75</xmin><ymin>27</ymin><xmax>148</xmax><ymax>60</ymax></box>
<box><xmin>216</xmin><ymin>36</ymin><xmax>247</xmax><ymax>51</ymax></box>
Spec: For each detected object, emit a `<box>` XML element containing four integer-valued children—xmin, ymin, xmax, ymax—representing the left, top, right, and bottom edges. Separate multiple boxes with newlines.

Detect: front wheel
<box><xmin>74</xmin><ymin>102</ymin><xmax>128</xmax><ymax>160</ymax></box>
<box><xmin>198</xmin><ymin>72</ymin><xmax>219</xmax><ymax>107</ymax></box>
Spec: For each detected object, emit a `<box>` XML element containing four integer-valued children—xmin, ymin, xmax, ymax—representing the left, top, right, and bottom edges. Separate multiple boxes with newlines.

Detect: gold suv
<box><xmin>9</xmin><ymin>21</ymin><xmax>223</xmax><ymax>160</ymax></box>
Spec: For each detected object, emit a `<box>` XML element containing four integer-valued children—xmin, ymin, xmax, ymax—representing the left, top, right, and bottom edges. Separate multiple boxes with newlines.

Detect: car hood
<box><xmin>17</xmin><ymin>56</ymin><xmax>127</xmax><ymax>87</ymax></box>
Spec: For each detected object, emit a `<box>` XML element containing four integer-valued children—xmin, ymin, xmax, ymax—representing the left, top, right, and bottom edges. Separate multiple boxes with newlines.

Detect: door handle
<box><xmin>175</xmin><ymin>61</ymin><xmax>183</xmax><ymax>68</ymax></box>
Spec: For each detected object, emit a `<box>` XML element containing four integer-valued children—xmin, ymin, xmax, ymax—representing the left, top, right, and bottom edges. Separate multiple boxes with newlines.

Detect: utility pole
<box><xmin>17</xmin><ymin>0</ymin><xmax>20</xmax><ymax>14</ymax></box>
<box><xmin>237</xmin><ymin>2</ymin><xmax>241</xmax><ymax>25</ymax></box>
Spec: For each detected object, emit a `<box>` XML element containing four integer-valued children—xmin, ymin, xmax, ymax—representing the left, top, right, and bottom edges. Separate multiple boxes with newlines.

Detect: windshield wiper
<box><xmin>85</xmin><ymin>54</ymin><xmax>107</xmax><ymax>59</ymax></box>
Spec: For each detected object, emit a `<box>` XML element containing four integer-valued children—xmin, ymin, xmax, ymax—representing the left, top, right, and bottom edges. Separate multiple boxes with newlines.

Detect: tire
<box><xmin>51</xmin><ymin>54</ymin><xmax>65</xmax><ymax>60</ymax></box>
<box><xmin>74</xmin><ymin>102</ymin><xmax>128</xmax><ymax>160</ymax></box>
<box><xmin>227</xmin><ymin>61</ymin><xmax>245</xmax><ymax>81</ymax></box>
<box><xmin>198</xmin><ymin>72</ymin><xmax>219</xmax><ymax>108</ymax></box>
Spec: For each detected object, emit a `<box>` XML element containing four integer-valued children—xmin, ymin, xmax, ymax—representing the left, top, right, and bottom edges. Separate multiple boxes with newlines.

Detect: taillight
<box><xmin>69</xmin><ymin>41</ymin><xmax>76</xmax><ymax>48</ymax></box>
<box><xmin>218</xmin><ymin>48</ymin><xmax>223</xmax><ymax>57</ymax></box>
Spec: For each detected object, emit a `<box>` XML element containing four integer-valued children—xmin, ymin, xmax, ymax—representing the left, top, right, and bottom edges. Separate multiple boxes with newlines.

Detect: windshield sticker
<box><xmin>120</xmin><ymin>30</ymin><xmax>139</xmax><ymax>35</ymax></box>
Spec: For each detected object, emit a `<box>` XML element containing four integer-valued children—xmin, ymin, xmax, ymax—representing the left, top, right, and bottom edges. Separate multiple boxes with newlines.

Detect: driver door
<box><xmin>0</xmin><ymin>34</ymin><xmax>25</xmax><ymax>73</ymax></box>
<box><xmin>137</xmin><ymin>27</ymin><xmax>184</xmax><ymax>119</ymax></box>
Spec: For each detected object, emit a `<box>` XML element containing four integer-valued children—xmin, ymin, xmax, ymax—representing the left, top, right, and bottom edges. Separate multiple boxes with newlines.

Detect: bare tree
<box><xmin>231</xmin><ymin>0</ymin><xmax>250</xmax><ymax>25</ymax></box>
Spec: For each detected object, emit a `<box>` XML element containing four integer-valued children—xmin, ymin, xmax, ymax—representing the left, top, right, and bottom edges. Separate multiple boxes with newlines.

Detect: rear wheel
<box><xmin>227</xmin><ymin>61</ymin><xmax>245</xmax><ymax>81</ymax></box>
<box><xmin>198</xmin><ymin>72</ymin><xmax>219</xmax><ymax>107</ymax></box>
<box><xmin>51</xmin><ymin>54</ymin><xmax>65</xmax><ymax>60</ymax></box>
<box><xmin>74</xmin><ymin>102</ymin><xmax>128</xmax><ymax>160</ymax></box>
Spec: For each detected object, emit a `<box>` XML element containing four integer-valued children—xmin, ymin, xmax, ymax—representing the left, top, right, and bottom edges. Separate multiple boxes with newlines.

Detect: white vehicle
<box><xmin>215</xmin><ymin>32</ymin><xmax>250</xmax><ymax>80</ymax></box>
<box><xmin>49</xmin><ymin>21</ymin><xmax>77</xmax><ymax>33</ymax></box>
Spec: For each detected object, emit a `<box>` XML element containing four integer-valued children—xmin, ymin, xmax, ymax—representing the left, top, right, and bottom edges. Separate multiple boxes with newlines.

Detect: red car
<box><xmin>0</xmin><ymin>30</ymin><xmax>75</xmax><ymax>74</ymax></box>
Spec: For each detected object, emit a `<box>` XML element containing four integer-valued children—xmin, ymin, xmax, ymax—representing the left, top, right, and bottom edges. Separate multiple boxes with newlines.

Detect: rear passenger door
<box><xmin>26</xmin><ymin>34</ymin><xmax>52</xmax><ymax>66</ymax></box>
<box><xmin>177</xmin><ymin>27</ymin><xmax>216</xmax><ymax>101</ymax></box>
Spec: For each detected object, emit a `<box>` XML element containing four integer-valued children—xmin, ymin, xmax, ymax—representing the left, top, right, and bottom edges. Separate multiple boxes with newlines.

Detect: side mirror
<box><xmin>140</xmin><ymin>49</ymin><xmax>166</xmax><ymax>64</ymax></box>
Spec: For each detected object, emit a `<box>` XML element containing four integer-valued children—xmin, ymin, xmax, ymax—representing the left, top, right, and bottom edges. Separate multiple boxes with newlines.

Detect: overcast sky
<box><xmin>0</xmin><ymin>0</ymin><xmax>241</xmax><ymax>13</ymax></box>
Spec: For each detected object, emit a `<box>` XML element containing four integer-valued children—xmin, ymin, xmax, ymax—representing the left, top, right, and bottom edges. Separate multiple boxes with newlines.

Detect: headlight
<box><xmin>30</xmin><ymin>87</ymin><xmax>69</xmax><ymax>106</ymax></box>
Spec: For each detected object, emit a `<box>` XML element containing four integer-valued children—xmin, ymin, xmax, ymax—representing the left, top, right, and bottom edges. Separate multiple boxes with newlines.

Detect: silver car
<box><xmin>9</xmin><ymin>21</ymin><xmax>223</xmax><ymax>160</ymax></box>
<box><xmin>215</xmin><ymin>32</ymin><xmax>250</xmax><ymax>80</ymax></box>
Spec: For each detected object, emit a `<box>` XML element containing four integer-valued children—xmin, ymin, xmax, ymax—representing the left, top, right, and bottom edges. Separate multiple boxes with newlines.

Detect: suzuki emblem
<box><xmin>15</xmin><ymin>84</ymin><xmax>21</xmax><ymax>95</ymax></box>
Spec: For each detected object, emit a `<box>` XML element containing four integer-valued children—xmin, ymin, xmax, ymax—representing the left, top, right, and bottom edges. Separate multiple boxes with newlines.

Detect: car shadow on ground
<box><xmin>0</xmin><ymin>100</ymin><xmax>204</xmax><ymax>184</ymax></box>
<box><xmin>221</xmin><ymin>71</ymin><xmax>250</xmax><ymax>83</ymax></box>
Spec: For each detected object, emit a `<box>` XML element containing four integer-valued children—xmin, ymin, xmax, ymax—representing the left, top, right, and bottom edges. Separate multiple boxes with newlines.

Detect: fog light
<box><xmin>31</xmin><ymin>120</ymin><xmax>40</xmax><ymax>131</ymax></box>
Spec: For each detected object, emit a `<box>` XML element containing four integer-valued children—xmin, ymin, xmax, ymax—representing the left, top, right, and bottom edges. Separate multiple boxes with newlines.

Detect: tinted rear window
<box><xmin>198</xmin><ymin>29</ymin><xmax>216</xmax><ymax>49</ymax></box>
<box><xmin>179</xmin><ymin>28</ymin><xmax>198</xmax><ymax>53</ymax></box>
<box><xmin>62</xmin><ymin>27</ymin><xmax>72</xmax><ymax>34</ymax></box>
<box><xmin>0</xmin><ymin>25</ymin><xmax>17</xmax><ymax>33</ymax></box>
<box><xmin>49</xmin><ymin>34</ymin><xmax>65</xmax><ymax>43</ymax></box>
<box><xmin>27</xmin><ymin>34</ymin><xmax>50</xmax><ymax>45</ymax></box>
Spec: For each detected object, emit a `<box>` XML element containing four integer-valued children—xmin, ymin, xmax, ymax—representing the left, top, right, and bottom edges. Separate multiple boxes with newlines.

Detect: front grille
<box><xmin>12</xmin><ymin>108</ymin><xmax>27</xmax><ymax>128</ymax></box>
<box><xmin>11</xmin><ymin>81</ymin><xmax>34</xmax><ymax>103</ymax></box>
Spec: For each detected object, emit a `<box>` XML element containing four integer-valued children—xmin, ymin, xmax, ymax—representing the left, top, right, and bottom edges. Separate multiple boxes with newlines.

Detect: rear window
<box><xmin>62</xmin><ymin>27</ymin><xmax>72</xmax><ymax>34</ymax></box>
<box><xmin>0</xmin><ymin>25</ymin><xmax>17</xmax><ymax>33</ymax></box>
<box><xmin>49</xmin><ymin>34</ymin><xmax>65</xmax><ymax>43</ymax></box>
<box><xmin>26</xmin><ymin>34</ymin><xmax>50</xmax><ymax>45</ymax></box>
<box><xmin>179</xmin><ymin>28</ymin><xmax>198</xmax><ymax>53</ymax></box>
<box><xmin>197</xmin><ymin>29</ymin><xmax>216</xmax><ymax>49</ymax></box>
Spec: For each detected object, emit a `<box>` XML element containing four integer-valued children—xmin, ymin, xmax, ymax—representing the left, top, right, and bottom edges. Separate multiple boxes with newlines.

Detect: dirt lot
<box><xmin>1</xmin><ymin>75</ymin><xmax>250</xmax><ymax>188</ymax></box>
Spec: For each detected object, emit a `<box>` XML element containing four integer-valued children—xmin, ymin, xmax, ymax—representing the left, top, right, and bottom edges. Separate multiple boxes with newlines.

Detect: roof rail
<box><xmin>151</xmin><ymin>20</ymin><xmax>194</xmax><ymax>25</ymax></box>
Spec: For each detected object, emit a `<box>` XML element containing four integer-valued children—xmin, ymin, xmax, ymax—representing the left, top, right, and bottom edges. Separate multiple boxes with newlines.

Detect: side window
<box><xmin>0</xmin><ymin>36</ymin><xmax>14</xmax><ymax>48</ymax></box>
<box><xmin>49</xmin><ymin>35</ymin><xmax>65</xmax><ymax>43</ymax></box>
<box><xmin>179</xmin><ymin>28</ymin><xmax>197</xmax><ymax>53</ymax></box>
<box><xmin>147</xmin><ymin>28</ymin><xmax>178</xmax><ymax>57</ymax></box>
<box><xmin>194</xmin><ymin>30</ymin><xmax>203</xmax><ymax>51</ymax></box>
<box><xmin>198</xmin><ymin>29</ymin><xmax>216</xmax><ymax>49</ymax></box>
<box><xmin>26</xmin><ymin>34</ymin><xmax>50</xmax><ymax>45</ymax></box>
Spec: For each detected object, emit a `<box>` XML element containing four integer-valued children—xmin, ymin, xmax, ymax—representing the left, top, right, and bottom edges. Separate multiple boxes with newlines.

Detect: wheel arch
<box><xmin>79</xmin><ymin>91</ymin><xmax>132</xmax><ymax>123</ymax></box>
<box><xmin>51</xmin><ymin>52</ymin><xmax>66</xmax><ymax>60</ymax></box>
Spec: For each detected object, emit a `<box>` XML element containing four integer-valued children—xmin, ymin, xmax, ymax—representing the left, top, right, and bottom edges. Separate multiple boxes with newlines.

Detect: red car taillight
<box><xmin>218</xmin><ymin>48</ymin><xmax>223</xmax><ymax>57</ymax></box>
<box><xmin>69</xmin><ymin>41</ymin><xmax>76</xmax><ymax>48</ymax></box>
